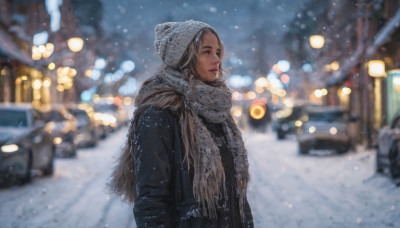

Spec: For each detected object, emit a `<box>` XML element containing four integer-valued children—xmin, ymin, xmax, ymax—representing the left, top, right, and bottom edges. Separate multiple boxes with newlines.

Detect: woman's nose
<box><xmin>213</xmin><ymin>55</ymin><xmax>221</xmax><ymax>64</ymax></box>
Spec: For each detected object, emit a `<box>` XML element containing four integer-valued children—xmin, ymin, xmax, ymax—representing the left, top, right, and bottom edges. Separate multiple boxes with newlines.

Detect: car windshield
<box><xmin>68</xmin><ymin>109</ymin><xmax>87</xmax><ymax>118</ymax></box>
<box><xmin>43</xmin><ymin>110</ymin><xmax>66</xmax><ymax>122</ymax></box>
<box><xmin>0</xmin><ymin>110</ymin><xmax>28</xmax><ymax>128</ymax></box>
<box><xmin>308</xmin><ymin>110</ymin><xmax>346</xmax><ymax>122</ymax></box>
<box><xmin>287</xmin><ymin>106</ymin><xmax>303</xmax><ymax>120</ymax></box>
<box><xmin>93</xmin><ymin>103</ymin><xmax>118</xmax><ymax>113</ymax></box>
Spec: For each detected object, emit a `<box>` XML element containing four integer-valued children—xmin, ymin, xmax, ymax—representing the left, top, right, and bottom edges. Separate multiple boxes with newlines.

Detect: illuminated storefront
<box><xmin>387</xmin><ymin>69</ymin><xmax>400</xmax><ymax>124</ymax></box>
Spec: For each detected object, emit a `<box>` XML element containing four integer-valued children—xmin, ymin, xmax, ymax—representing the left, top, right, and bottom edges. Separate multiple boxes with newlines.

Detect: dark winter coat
<box><xmin>132</xmin><ymin>106</ymin><xmax>254</xmax><ymax>228</ymax></box>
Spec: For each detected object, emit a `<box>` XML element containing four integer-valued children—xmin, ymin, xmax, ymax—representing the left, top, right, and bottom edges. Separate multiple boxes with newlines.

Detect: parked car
<box><xmin>297</xmin><ymin>106</ymin><xmax>357</xmax><ymax>154</ymax></box>
<box><xmin>376</xmin><ymin>110</ymin><xmax>400</xmax><ymax>179</ymax></box>
<box><xmin>42</xmin><ymin>106</ymin><xmax>77</xmax><ymax>157</ymax></box>
<box><xmin>67</xmin><ymin>104</ymin><xmax>98</xmax><ymax>148</ymax></box>
<box><xmin>92</xmin><ymin>101</ymin><xmax>128</xmax><ymax>131</ymax></box>
<box><xmin>273</xmin><ymin>104</ymin><xmax>307</xmax><ymax>139</ymax></box>
<box><xmin>0</xmin><ymin>103</ymin><xmax>54</xmax><ymax>184</ymax></box>
<box><xmin>247</xmin><ymin>100</ymin><xmax>271</xmax><ymax>132</ymax></box>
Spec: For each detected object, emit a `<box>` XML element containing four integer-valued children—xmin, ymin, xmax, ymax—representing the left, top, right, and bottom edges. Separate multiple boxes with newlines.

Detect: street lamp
<box><xmin>368</xmin><ymin>60</ymin><xmax>386</xmax><ymax>129</ymax></box>
<box><xmin>67</xmin><ymin>37</ymin><xmax>84</xmax><ymax>52</ymax></box>
<box><xmin>309</xmin><ymin>35</ymin><xmax>325</xmax><ymax>49</ymax></box>
<box><xmin>368</xmin><ymin>60</ymin><xmax>386</xmax><ymax>77</ymax></box>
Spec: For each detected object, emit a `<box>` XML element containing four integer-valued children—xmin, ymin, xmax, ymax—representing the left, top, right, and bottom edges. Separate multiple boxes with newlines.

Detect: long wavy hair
<box><xmin>108</xmin><ymin>27</ymin><xmax>225</xmax><ymax>203</ymax></box>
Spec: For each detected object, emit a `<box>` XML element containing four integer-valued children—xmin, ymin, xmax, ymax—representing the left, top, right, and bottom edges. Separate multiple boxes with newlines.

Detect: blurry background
<box><xmin>1</xmin><ymin>1</ymin><xmax>400</xmax><ymax>227</ymax></box>
<box><xmin>1</xmin><ymin>0</ymin><xmax>399</xmax><ymax>147</ymax></box>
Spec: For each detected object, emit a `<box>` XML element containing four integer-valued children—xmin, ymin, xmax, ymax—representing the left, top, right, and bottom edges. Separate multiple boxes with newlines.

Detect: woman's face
<box><xmin>197</xmin><ymin>32</ymin><xmax>221</xmax><ymax>82</ymax></box>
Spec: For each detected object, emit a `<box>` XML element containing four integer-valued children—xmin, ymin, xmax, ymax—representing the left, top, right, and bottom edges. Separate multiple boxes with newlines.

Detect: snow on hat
<box><xmin>154</xmin><ymin>20</ymin><xmax>212</xmax><ymax>68</ymax></box>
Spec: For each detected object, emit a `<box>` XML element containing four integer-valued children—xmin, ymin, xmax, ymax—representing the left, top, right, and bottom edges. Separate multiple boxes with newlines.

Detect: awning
<box><xmin>366</xmin><ymin>8</ymin><xmax>400</xmax><ymax>58</ymax></box>
<box><xmin>0</xmin><ymin>28</ymin><xmax>34</xmax><ymax>66</ymax></box>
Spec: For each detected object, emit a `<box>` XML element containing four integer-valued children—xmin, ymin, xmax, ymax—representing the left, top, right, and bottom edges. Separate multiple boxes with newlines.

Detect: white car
<box><xmin>297</xmin><ymin>106</ymin><xmax>357</xmax><ymax>154</ymax></box>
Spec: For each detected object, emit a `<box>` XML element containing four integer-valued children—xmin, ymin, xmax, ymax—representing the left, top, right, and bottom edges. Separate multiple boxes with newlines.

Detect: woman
<box><xmin>109</xmin><ymin>20</ymin><xmax>254</xmax><ymax>228</ymax></box>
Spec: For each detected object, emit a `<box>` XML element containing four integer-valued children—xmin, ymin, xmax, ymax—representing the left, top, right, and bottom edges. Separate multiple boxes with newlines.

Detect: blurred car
<box><xmin>273</xmin><ymin>104</ymin><xmax>307</xmax><ymax>139</ymax></box>
<box><xmin>92</xmin><ymin>101</ymin><xmax>128</xmax><ymax>131</ymax></box>
<box><xmin>42</xmin><ymin>106</ymin><xmax>77</xmax><ymax>157</ymax></box>
<box><xmin>297</xmin><ymin>106</ymin><xmax>357</xmax><ymax>154</ymax></box>
<box><xmin>376</xmin><ymin>110</ymin><xmax>400</xmax><ymax>179</ymax></box>
<box><xmin>247</xmin><ymin>100</ymin><xmax>270</xmax><ymax>132</ymax></box>
<box><xmin>0</xmin><ymin>103</ymin><xmax>54</xmax><ymax>184</ymax></box>
<box><xmin>67</xmin><ymin>104</ymin><xmax>98</xmax><ymax>148</ymax></box>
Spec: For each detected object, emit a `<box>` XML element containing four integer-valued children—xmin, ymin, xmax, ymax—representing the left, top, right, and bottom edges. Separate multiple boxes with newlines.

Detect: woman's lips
<box><xmin>209</xmin><ymin>69</ymin><xmax>218</xmax><ymax>73</ymax></box>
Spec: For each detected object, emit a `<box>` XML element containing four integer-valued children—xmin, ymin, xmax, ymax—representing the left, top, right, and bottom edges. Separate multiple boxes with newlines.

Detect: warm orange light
<box><xmin>85</xmin><ymin>70</ymin><xmax>92</xmax><ymax>77</ymax></box>
<box><xmin>56</xmin><ymin>84</ymin><xmax>64</xmax><ymax>92</ymax></box>
<box><xmin>368</xmin><ymin>60</ymin><xmax>386</xmax><ymax>77</ymax></box>
<box><xmin>32</xmin><ymin>79</ymin><xmax>42</xmax><ymax>89</ymax></box>
<box><xmin>254</xmin><ymin>77</ymin><xmax>269</xmax><ymax>87</ymax></box>
<box><xmin>255</xmin><ymin>86</ymin><xmax>264</xmax><ymax>94</ymax></box>
<box><xmin>32</xmin><ymin>46</ymin><xmax>41</xmax><ymax>60</ymax></box>
<box><xmin>68</xmin><ymin>37</ymin><xmax>84</xmax><ymax>52</ymax></box>
<box><xmin>123</xmin><ymin>97</ymin><xmax>133</xmax><ymax>105</ymax></box>
<box><xmin>42</xmin><ymin>43</ymin><xmax>54</xmax><ymax>58</ymax></box>
<box><xmin>43</xmin><ymin>78</ymin><xmax>51</xmax><ymax>87</ymax></box>
<box><xmin>48</xmin><ymin>62</ymin><xmax>56</xmax><ymax>70</ymax></box>
<box><xmin>331</xmin><ymin>61</ymin><xmax>339</xmax><ymax>71</ymax></box>
<box><xmin>249</xmin><ymin>103</ymin><xmax>266</xmax><ymax>120</ymax></box>
<box><xmin>309</xmin><ymin>35</ymin><xmax>325</xmax><ymax>49</ymax></box>
<box><xmin>245</xmin><ymin>91</ymin><xmax>257</xmax><ymax>100</ymax></box>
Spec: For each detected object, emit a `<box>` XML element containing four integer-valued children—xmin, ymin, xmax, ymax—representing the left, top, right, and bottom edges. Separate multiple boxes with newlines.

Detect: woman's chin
<box><xmin>202</xmin><ymin>74</ymin><xmax>218</xmax><ymax>83</ymax></box>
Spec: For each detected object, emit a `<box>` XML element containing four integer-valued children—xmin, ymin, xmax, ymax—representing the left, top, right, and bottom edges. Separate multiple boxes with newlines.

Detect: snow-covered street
<box><xmin>245</xmin><ymin>132</ymin><xmax>400</xmax><ymax>228</ymax></box>
<box><xmin>0</xmin><ymin>127</ymin><xmax>399</xmax><ymax>228</ymax></box>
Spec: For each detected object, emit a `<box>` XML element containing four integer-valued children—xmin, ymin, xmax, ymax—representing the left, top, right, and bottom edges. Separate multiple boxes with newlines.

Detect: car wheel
<box><xmin>21</xmin><ymin>151</ymin><xmax>32</xmax><ymax>184</ymax></box>
<box><xmin>43</xmin><ymin>147</ymin><xmax>55</xmax><ymax>176</ymax></box>
<box><xmin>376</xmin><ymin>149</ymin><xmax>383</xmax><ymax>173</ymax></box>
<box><xmin>299</xmin><ymin>143</ymin><xmax>309</xmax><ymax>154</ymax></box>
<box><xmin>89</xmin><ymin>132</ymin><xmax>98</xmax><ymax>147</ymax></box>
<box><xmin>389</xmin><ymin>145</ymin><xmax>400</xmax><ymax>178</ymax></box>
<box><xmin>337</xmin><ymin>145</ymin><xmax>349</xmax><ymax>154</ymax></box>
<box><xmin>389</xmin><ymin>164</ymin><xmax>400</xmax><ymax>179</ymax></box>
<box><xmin>69</xmin><ymin>146</ymin><xmax>77</xmax><ymax>158</ymax></box>
<box><xmin>277</xmin><ymin>130</ymin><xmax>285</xmax><ymax>140</ymax></box>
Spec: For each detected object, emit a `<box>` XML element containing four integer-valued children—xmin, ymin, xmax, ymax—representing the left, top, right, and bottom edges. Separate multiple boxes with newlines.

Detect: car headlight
<box><xmin>54</xmin><ymin>137</ymin><xmax>63</xmax><ymax>144</ymax></box>
<box><xmin>308</xmin><ymin>126</ymin><xmax>316</xmax><ymax>134</ymax></box>
<box><xmin>1</xmin><ymin>144</ymin><xmax>19</xmax><ymax>153</ymax></box>
<box><xmin>330</xmin><ymin>127</ymin><xmax>338</xmax><ymax>135</ymax></box>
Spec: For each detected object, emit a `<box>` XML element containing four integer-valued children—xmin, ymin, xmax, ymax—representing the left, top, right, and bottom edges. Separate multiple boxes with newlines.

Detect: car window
<box><xmin>43</xmin><ymin>110</ymin><xmax>66</xmax><ymax>122</ymax></box>
<box><xmin>32</xmin><ymin>109</ymin><xmax>43</xmax><ymax>122</ymax></box>
<box><xmin>93</xmin><ymin>103</ymin><xmax>118</xmax><ymax>112</ymax></box>
<box><xmin>0</xmin><ymin>110</ymin><xmax>28</xmax><ymax>128</ymax></box>
<box><xmin>68</xmin><ymin>109</ymin><xmax>90</xmax><ymax>121</ymax></box>
<box><xmin>308</xmin><ymin>111</ymin><xmax>346</xmax><ymax>122</ymax></box>
<box><xmin>287</xmin><ymin>107</ymin><xmax>304</xmax><ymax>120</ymax></box>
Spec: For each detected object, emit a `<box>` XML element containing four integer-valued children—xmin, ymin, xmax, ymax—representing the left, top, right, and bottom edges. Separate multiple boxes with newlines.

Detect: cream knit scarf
<box><xmin>133</xmin><ymin>66</ymin><xmax>249</xmax><ymax>221</ymax></box>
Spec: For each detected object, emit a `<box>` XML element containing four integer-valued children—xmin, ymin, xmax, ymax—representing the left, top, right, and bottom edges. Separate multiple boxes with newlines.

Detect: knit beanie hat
<box><xmin>154</xmin><ymin>20</ymin><xmax>212</xmax><ymax>68</ymax></box>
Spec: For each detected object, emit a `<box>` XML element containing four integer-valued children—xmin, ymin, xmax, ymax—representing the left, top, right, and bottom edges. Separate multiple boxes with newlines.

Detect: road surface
<box><xmin>0</xmin><ymin>127</ymin><xmax>399</xmax><ymax>228</ymax></box>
